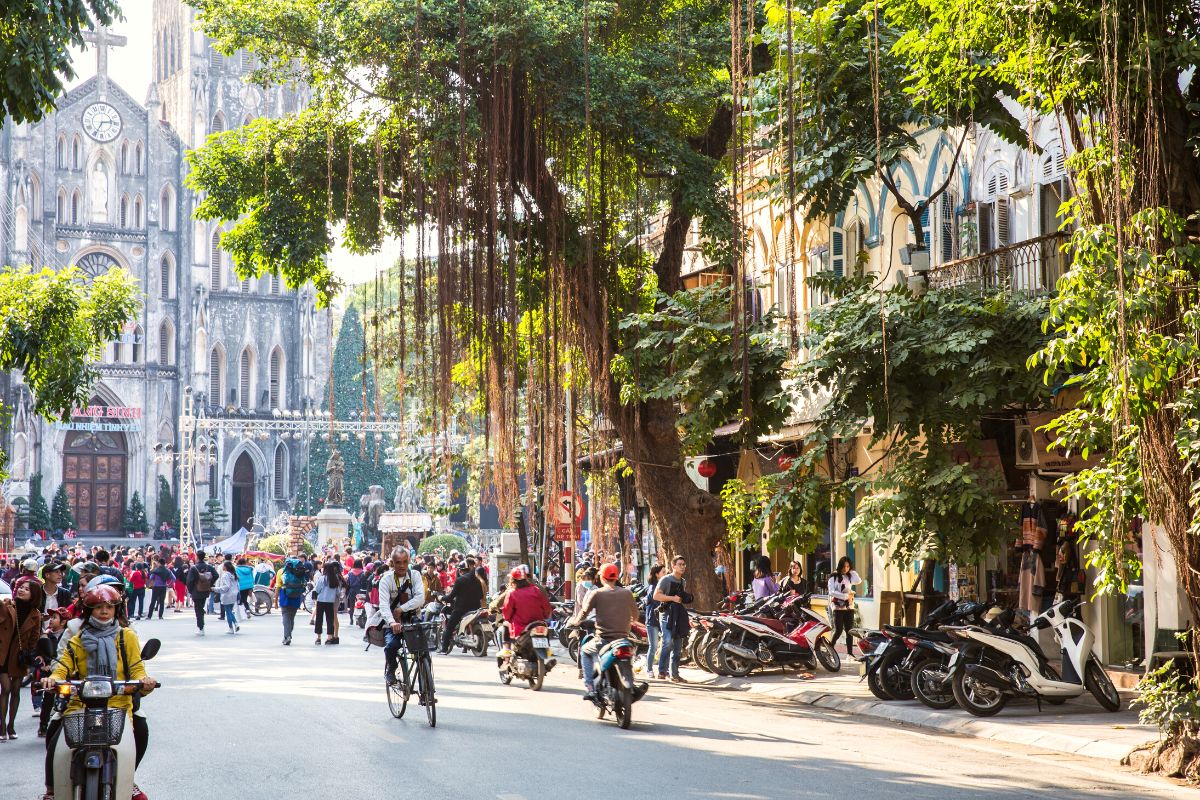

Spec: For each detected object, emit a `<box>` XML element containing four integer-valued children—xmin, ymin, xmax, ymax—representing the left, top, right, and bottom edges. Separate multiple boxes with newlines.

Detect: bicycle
<box><xmin>385</xmin><ymin>620</ymin><xmax>438</xmax><ymax>727</ymax></box>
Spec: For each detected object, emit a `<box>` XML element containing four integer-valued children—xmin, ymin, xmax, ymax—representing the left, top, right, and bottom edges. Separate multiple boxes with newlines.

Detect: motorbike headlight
<box><xmin>80</xmin><ymin>680</ymin><xmax>114</xmax><ymax>700</ymax></box>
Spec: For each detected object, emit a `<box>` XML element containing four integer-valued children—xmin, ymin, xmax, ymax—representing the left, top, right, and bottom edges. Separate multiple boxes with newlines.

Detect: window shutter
<box><xmin>830</xmin><ymin>229</ymin><xmax>845</xmax><ymax>279</ymax></box>
<box><xmin>209</xmin><ymin>349</ymin><xmax>222</xmax><ymax>404</ymax></box>
<box><xmin>273</xmin><ymin>446</ymin><xmax>285</xmax><ymax>498</ymax></box>
<box><xmin>120</xmin><ymin>197</ymin><xmax>128</xmax><ymax>228</ymax></box>
<box><xmin>270</xmin><ymin>274</ymin><xmax>281</xmax><ymax>294</ymax></box>
<box><xmin>269</xmin><ymin>350</ymin><xmax>281</xmax><ymax>409</ymax></box>
<box><xmin>241</xmin><ymin>278</ymin><xmax>251</xmax><ymax>293</ymax></box>
<box><xmin>159</xmin><ymin>324</ymin><xmax>171</xmax><ymax>365</ymax></box>
<box><xmin>996</xmin><ymin>198</ymin><xmax>1010</xmax><ymax>247</ymax></box>
<box><xmin>239</xmin><ymin>351</ymin><xmax>251</xmax><ymax>409</ymax></box>
<box><xmin>210</xmin><ymin>233</ymin><xmax>222</xmax><ymax>290</ymax></box>
<box><xmin>160</xmin><ymin>256</ymin><xmax>170</xmax><ymax>299</ymax></box>
<box><xmin>939</xmin><ymin>195</ymin><xmax>957</xmax><ymax>263</ymax></box>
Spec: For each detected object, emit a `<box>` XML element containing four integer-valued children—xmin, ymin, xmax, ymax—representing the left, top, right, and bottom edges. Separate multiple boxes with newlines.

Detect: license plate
<box><xmin>531</xmin><ymin>637</ymin><xmax>549</xmax><ymax>650</ymax></box>
<box><xmin>480</xmin><ymin>624</ymin><xmax>493</xmax><ymax>633</ymax></box>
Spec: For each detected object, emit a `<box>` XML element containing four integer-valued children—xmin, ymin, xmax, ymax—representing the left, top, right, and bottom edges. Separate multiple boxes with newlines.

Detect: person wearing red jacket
<box><xmin>499</xmin><ymin>567</ymin><xmax>552</xmax><ymax>657</ymax></box>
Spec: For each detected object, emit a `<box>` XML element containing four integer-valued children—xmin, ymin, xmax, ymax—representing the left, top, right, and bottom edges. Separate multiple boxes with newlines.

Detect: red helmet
<box><xmin>509</xmin><ymin>566</ymin><xmax>528</xmax><ymax>581</ymax></box>
<box><xmin>600</xmin><ymin>563</ymin><xmax>620</xmax><ymax>582</ymax></box>
<box><xmin>81</xmin><ymin>584</ymin><xmax>122</xmax><ymax>608</ymax></box>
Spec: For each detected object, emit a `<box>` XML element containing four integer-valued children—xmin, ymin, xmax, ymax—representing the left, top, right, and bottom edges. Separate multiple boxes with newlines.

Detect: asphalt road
<box><xmin>3</xmin><ymin>608</ymin><xmax>1192</xmax><ymax>800</ymax></box>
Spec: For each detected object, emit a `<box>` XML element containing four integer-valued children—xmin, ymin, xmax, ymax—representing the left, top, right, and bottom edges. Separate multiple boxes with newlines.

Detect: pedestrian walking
<box><xmin>1</xmin><ymin>576</ymin><xmax>44</xmax><ymax>739</ymax></box>
<box><xmin>145</xmin><ymin>558</ymin><xmax>172</xmax><ymax>620</ymax></box>
<box><xmin>343</xmin><ymin>559</ymin><xmax>366</xmax><ymax>627</ymax></box>
<box><xmin>312</xmin><ymin>561</ymin><xmax>342</xmax><ymax>645</ymax></box>
<box><xmin>170</xmin><ymin>556</ymin><xmax>189</xmax><ymax>612</ymax></box>
<box><xmin>643</xmin><ymin>564</ymin><xmax>664</xmax><ymax>674</ymax></box>
<box><xmin>652</xmin><ymin>556</ymin><xmax>693</xmax><ymax>683</ymax></box>
<box><xmin>827</xmin><ymin>557</ymin><xmax>861</xmax><ymax>655</ymax></box>
<box><xmin>186</xmin><ymin>552</ymin><xmax>218</xmax><ymax>636</ymax></box>
<box><xmin>125</xmin><ymin>561</ymin><xmax>147</xmax><ymax>619</ymax></box>
<box><xmin>215</xmin><ymin>560</ymin><xmax>240</xmax><ymax>634</ymax></box>
<box><xmin>276</xmin><ymin>557</ymin><xmax>308</xmax><ymax>645</ymax></box>
<box><xmin>235</xmin><ymin>558</ymin><xmax>254</xmax><ymax>620</ymax></box>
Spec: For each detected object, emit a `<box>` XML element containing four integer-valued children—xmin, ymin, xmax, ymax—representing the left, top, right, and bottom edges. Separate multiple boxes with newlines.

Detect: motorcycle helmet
<box><xmin>81</xmin><ymin>583</ymin><xmax>122</xmax><ymax>608</ymax></box>
<box><xmin>600</xmin><ymin>563</ymin><xmax>620</xmax><ymax>582</ymax></box>
<box><xmin>509</xmin><ymin>566</ymin><xmax>528</xmax><ymax>581</ymax></box>
<box><xmin>85</xmin><ymin>574</ymin><xmax>124</xmax><ymax>591</ymax></box>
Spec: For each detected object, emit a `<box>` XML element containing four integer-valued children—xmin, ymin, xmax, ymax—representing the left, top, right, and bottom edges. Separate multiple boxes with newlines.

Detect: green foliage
<box><xmin>156</xmin><ymin>477</ymin><xmax>179</xmax><ymax>534</ymax></box>
<box><xmin>257</xmin><ymin>532</ymin><xmax>313</xmax><ymax>556</ymax></box>
<box><xmin>0</xmin><ymin>1</ymin><xmax>120</xmax><ymax>124</ymax></box>
<box><xmin>0</xmin><ymin>266</ymin><xmax>139</xmax><ymax>422</ymax></box>
<box><xmin>1133</xmin><ymin>662</ymin><xmax>1200</xmax><ymax>739</ymax></box>
<box><xmin>198</xmin><ymin>497</ymin><xmax>229</xmax><ymax>533</ymax></box>
<box><xmin>50</xmin><ymin>484</ymin><xmax>74</xmax><ymax>532</ymax></box>
<box><xmin>612</xmin><ymin>283</ymin><xmax>790</xmax><ymax>455</ymax></box>
<box><xmin>122</xmin><ymin>491</ymin><xmax>148</xmax><ymax>535</ymax></box>
<box><xmin>27</xmin><ymin>472</ymin><xmax>51</xmax><ymax>531</ymax></box>
<box><xmin>417</xmin><ymin>533</ymin><xmax>469</xmax><ymax>556</ymax></box>
<box><xmin>302</xmin><ymin>304</ymin><xmax>397</xmax><ymax>514</ymax></box>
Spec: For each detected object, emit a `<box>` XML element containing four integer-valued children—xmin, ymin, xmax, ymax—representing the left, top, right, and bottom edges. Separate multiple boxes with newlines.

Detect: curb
<box><xmin>693</xmin><ymin>673</ymin><xmax>1150</xmax><ymax>762</ymax></box>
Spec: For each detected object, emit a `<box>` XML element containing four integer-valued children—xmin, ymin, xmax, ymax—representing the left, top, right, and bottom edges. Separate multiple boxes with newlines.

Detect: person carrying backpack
<box><xmin>343</xmin><ymin>559</ymin><xmax>366</xmax><ymax>627</ymax></box>
<box><xmin>185</xmin><ymin>552</ymin><xmax>219</xmax><ymax>636</ymax></box>
<box><xmin>276</xmin><ymin>557</ymin><xmax>309</xmax><ymax>646</ymax></box>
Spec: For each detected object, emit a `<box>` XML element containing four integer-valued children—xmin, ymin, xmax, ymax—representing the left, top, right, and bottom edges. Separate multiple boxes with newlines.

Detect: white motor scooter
<box><xmin>44</xmin><ymin>638</ymin><xmax>162</xmax><ymax>800</ymax></box>
<box><xmin>943</xmin><ymin>598</ymin><xmax>1121</xmax><ymax>716</ymax></box>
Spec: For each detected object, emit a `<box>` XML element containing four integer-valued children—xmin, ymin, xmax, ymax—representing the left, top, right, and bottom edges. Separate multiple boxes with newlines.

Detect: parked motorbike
<box><xmin>498</xmin><ymin>620</ymin><xmax>557</xmax><ymax>690</ymax></box>
<box><xmin>584</xmin><ymin>632</ymin><xmax>649</xmax><ymax>729</ymax></box>
<box><xmin>354</xmin><ymin>596</ymin><xmax>368</xmax><ymax>629</ymax></box>
<box><xmin>446</xmin><ymin>607</ymin><xmax>494</xmax><ymax>657</ymax></box>
<box><xmin>943</xmin><ymin>598</ymin><xmax>1121</xmax><ymax>716</ymax></box>
<box><xmin>717</xmin><ymin>593</ymin><xmax>840</xmax><ymax>676</ymax></box>
<box><xmin>42</xmin><ymin>637</ymin><xmax>162</xmax><ymax>800</ymax></box>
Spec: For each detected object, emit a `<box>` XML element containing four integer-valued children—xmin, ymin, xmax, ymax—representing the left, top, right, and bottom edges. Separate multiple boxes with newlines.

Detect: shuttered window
<box><xmin>239</xmin><ymin>349</ymin><xmax>252</xmax><ymax>409</ymax></box>
<box><xmin>273</xmin><ymin>445</ymin><xmax>286</xmax><ymax>498</ymax></box>
<box><xmin>269</xmin><ymin>349</ymin><xmax>282</xmax><ymax>409</ymax></box>
<box><xmin>209</xmin><ymin>349</ymin><xmax>223</xmax><ymax>405</ymax></box>
<box><xmin>160</xmin><ymin>255</ymin><xmax>171</xmax><ymax>299</ymax></box>
<box><xmin>210</xmin><ymin>232</ymin><xmax>222</xmax><ymax>290</ymax></box>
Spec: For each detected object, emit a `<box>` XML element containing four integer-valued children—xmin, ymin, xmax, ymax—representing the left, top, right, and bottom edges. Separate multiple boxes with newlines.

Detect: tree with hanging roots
<box><xmin>186</xmin><ymin>0</ymin><xmax>771</xmax><ymax>608</ymax></box>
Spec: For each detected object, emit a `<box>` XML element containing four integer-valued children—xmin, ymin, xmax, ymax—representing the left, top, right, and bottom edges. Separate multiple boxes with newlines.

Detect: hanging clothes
<box><xmin>1018</xmin><ymin>501</ymin><xmax>1047</xmax><ymax>548</ymax></box>
<box><xmin>1017</xmin><ymin>548</ymin><xmax>1045</xmax><ymax>613</ymax></box>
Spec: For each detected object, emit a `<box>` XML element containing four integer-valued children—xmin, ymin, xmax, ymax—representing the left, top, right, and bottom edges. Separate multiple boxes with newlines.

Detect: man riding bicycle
<box><xmin>368</xmin><ymin>546</ymin><xmax>426</xmax><ymax>685</ymax></box>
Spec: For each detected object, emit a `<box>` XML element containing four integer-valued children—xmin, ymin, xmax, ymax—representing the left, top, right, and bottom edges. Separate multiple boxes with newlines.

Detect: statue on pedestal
<box><xmin>324</xmin><ymin>448</ymin><xmax>345</xmax><ymax>508</ymax></box>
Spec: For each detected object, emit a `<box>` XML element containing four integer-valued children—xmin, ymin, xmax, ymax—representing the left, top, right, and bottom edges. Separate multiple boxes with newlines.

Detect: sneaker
<box><xmin>657</xmin><ymin>673</ymin><xmax>667</xmax><ymax>680</ymax></box>
<box><xmin>195</xmin><ymin>629</ymin><xmax>205</xmax><ymax>637</ymax></box>
<box><xmin>283</xmin><ymin>638</ymin><xmax>291</xmax><ymax>646</ymax></box>
<box><xmin>226</xmin><ymin>630</ymin><xmax>236</xmax><ymax>635</ymax></box>
<box><xmin>235</xmin><ymin>625</ymin><xmax>240</xmax><ymax>633</ymax></box>
<box><xmin>670</xmin><ymin>676</ymin><xmax>688</xmax><ymax>684</ymax></box>
<box><xmin>131</xmin><ymin>783</ymin><xmax>149</xmax><ymax>800</ymax></box>
<box><xmin>37</xmin><ymin>727</ymin><xmax>46</xmax><ymax>738</ymax></box>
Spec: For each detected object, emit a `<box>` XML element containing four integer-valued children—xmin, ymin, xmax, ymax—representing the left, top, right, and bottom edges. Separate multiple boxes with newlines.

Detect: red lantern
<box><xmin>777</xmin><ymin>456</ymin><xmax>794</xmax><ymax>471</ymax></box>
<box><xmin>696</xmin><ymin>459</ymin><xmax>718</xmax><ymax>479</ymax></box>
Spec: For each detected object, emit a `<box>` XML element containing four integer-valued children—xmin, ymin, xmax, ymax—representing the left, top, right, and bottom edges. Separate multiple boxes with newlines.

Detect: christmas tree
<box><xmin>301</xmin><ymin>304</ymin><xmax>397</xmax><ymax>514</ymax></box>
<box><xmin>27</xmin><ymin>472</ymin><xmax>51</xmax><ymax>532</ymax></box>
<box><xmin>123</xmin><ymin>491</ymin><xmax>148</xmax><ymax>534</ymax></box>
<box><xmin>50</xmin><ymin>484</ymin><xmax>75</xmax><ymax>532</ymax></box>
<box><xmin>155</xmin><ymin>476</ymin><xmax>179</xmax><ymax>534</ymax></box>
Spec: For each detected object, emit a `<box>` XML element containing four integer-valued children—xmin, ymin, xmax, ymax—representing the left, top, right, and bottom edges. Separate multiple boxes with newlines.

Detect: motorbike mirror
<box><xmin>37</xmin><ymin>637</ymin><xmax>55</xmax><ymax>661</ymax></box>
<box><xmin>140</xmin><ymin>639</ymin><xmax>162</xmax><ymax>661</ymax></box>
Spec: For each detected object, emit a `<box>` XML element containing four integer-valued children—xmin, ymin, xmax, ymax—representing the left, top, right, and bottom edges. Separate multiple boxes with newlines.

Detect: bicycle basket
<box><xmin>62</xmin><ymin>709</ymin><xmax>125</xmax><ymax>748</ymax></box>
<box><xmin>403</xmin><ymin>621</ymin><xmax>437</xmax><ymax>653</ymax></box>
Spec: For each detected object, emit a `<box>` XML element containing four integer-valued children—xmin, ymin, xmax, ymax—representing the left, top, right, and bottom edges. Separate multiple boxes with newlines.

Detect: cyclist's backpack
<box><xmin>193</xmin><ymin>567</ymin><xmax>213</xmax><ymax>594</ymax></box>
<box><xmin>282</xmin><ymin>559</ymin><xmax>307</xmax><ymax>599</ymax></box>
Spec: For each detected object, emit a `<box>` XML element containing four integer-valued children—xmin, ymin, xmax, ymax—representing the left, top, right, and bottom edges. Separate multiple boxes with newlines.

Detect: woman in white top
<box><xmin>826</xmin><ymin>557</ymin><xmax>861</xmax><ymax>656</ymax></box>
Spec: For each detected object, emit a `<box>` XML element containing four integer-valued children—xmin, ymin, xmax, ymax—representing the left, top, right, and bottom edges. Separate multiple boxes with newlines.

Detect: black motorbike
<box><xmin>858</xmin><ymin>600</ymin><xmax>985</xmax><ymax>701</ymax></box>
<box><xmin>498</xmin><ymin>620</ymin><xmax>557</xmax><ymax>690</ymax></box>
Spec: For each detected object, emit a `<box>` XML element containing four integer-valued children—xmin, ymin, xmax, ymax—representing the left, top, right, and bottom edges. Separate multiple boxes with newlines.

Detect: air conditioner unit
<box><xmin>1014</xmin><ymin>424</ymin><xmax>1038</xmax><ymax>468</ymax></box>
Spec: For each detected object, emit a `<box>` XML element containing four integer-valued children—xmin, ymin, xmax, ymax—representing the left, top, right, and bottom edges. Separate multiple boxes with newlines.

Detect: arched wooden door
<box><xmin>63</xmin><ymin>429</ymin><xmax>127</xmax><ymax>533</ymax></box>
<box><xmin>230</xmin><ymin>452</ymin><xmax>256</xmax><ymax>534</ymax></box>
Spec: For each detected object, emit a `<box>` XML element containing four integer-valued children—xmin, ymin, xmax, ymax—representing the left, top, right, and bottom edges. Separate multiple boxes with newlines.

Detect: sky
<box><xmin>64</xmin><ymin>4</ymin><xmax>400</xmax><ymax>285</ymax></box>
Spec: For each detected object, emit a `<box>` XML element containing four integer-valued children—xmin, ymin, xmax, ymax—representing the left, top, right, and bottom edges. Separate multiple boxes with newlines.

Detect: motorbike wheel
<box><xmin>528</xmin><ymin>657</ymin><xmax>546</xmax><ymax>691</ymax></box>
<box><xmin>814</xmin><ymin>638</ymin><xmax>841</xmax><ymax>672</ymax></box>
<box><xmin>701</xmin><ymin>638</ymin><xmax>725</xmax><ymax>675</ymax></box>
<box><xmin>879</xmin><ymin>648</ymin><xmax>916</xmax><ymax>700</ymax></box>
<box><xmin>387</xmin><ymin>674</ymin><xmax>409</xmax><ymax>718</ymax></box>
<box><xmin>687</xmin><ymin>630</ymin><xmax>706</xmax><ymax>669</ymax></box>
<box><xmin>81</xmin><ymin>766</ymin><xmax>102</xmax><ymax>800</ymax></box>
<box><xmin>952</xmin><ymin>668</ymin><xmax>1008</xmax><ymax>717</ymax></box>
<box><xmin>716</xmin><ymin>646</ymin><xmax>756</xmax><ymax>678</ymax></box>
<box><xmin>613</xmin><ymin>671</ymin><xmax>633</xmax><ymax>729</ymax></box>
<box><xmin>910</xmin><ymin>657</ymin><xmax>957</xmax><ymax>710</ymax></box>
<box><xmin>866</xmin><ymin>668</ymin><xmax>894</xmax><ymax>701</ymax></box>
<box><xmin>498</xmin><ymin>657</ymin><xmax>513</xmax><ymax>685</ymax></box>
<box><xmin>1085</xmin><ymin>656</ymin><xmax>1121</xmax><ymax>711</ymax></box>
<box><xmin>472</xmin><ymin>626</ymin><xmax>489</xmax><ymax>657</ymax></box>
<box><xmin>568</xmin><ymin>638</ymin><xmax>580</xmax><ymax>665</ymax></box>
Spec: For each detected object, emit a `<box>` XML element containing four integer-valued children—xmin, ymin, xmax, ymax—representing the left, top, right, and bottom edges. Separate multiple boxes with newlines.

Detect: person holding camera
<box><xmin>652</xmin><ymin>556</ymin><xmax>693</xmax><ymax>683</ymax></box>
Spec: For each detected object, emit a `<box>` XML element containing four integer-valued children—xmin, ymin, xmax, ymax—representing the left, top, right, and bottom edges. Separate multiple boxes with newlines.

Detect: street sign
<box><xmin>553</xmin><ymin>522</ymin><xmax>577</xmax><ymax>542</ymax></box>
<box><xmin>552</xmin><ymin>491</ymin><xmax>585</xmax><ymax>525</ymax></box>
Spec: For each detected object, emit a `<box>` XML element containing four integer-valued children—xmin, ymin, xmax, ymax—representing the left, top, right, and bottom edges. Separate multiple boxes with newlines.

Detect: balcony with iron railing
<box><xmin>928</xmin><ymin>232</ymin><xmax>1071</xmax><ymax>296</ymax></box>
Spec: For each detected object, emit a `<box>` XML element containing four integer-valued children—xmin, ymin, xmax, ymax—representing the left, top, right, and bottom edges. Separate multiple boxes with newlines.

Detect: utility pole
<box><xmin>564</xmin><ymin>382</ymin><xmax>575</xmax><ymax>599</ymax></box>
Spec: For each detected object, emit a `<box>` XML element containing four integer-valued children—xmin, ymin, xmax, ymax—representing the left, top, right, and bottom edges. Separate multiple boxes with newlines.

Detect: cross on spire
<box><xmin>82</xmin><ymin>24</ymin><xmax>128</xmax><ymax>79</ymax></box>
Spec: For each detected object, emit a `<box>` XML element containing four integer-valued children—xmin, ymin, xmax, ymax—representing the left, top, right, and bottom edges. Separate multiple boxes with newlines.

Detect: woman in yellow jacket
<box><xmin>41</xmin><ymin>583</ymin><xmax>156</xmax><ymax>800</ymax></box>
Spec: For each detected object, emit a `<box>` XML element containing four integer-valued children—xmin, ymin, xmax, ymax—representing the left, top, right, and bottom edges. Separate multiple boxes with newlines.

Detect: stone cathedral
<box><xmin>0</xmin><ymin>3</ymin><xmax>330</xmax><ymax>537</ymax></box>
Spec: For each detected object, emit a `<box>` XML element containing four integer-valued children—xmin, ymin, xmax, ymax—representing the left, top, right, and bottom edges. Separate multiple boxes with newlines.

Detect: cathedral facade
<box><xmin>0</xmin><ymin>3</ymin><xmax>329</xmax><ymax>536</ymax></box>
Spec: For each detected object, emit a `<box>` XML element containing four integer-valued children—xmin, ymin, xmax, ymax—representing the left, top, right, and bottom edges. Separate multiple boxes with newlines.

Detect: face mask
<box><xmin>581</xmin><ymin>581</ymin><xmax>594</xmax><ymax>590</ymax></box>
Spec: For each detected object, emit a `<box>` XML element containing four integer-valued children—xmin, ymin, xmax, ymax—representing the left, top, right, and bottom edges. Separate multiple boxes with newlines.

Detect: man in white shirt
<box><xmin>368</xmin><ymin>546</ymin><xmax>425</xmax><ymax>684</ymax></box>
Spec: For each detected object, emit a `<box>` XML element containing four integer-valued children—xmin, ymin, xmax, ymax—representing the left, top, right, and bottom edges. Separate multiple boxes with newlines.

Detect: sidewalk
<box><xmin>682</xmin><ymin>663</ymin><xmax>1158</xmax><ymax>762</ymax></box>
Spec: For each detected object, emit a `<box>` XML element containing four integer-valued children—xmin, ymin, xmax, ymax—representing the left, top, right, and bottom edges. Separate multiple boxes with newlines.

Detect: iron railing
<box><xmin>928</xmin><ymin>232</ymin><xmax>1071</xmax><ymax>296</ymax></box>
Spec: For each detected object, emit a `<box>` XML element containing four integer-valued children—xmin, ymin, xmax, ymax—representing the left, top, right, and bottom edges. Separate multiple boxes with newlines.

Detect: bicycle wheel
<box><xmin>386</xmin><ymin>672</ymin><xmax>408</xmax><ymax>719</ymax></box>
<box><xmin>418</xmin><ymin>654</ymin><xmax>437</xmax><ymax>727</ymax></box>
<box><xmin>251</xmin><ymin>588</ymin><xmax>272</xmax><ymax>616</ymax></box>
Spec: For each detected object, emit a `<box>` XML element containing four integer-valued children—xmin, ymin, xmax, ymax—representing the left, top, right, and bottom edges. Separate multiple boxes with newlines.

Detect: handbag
<box><xmin>364</xmin><ymin>572</ymin><xmax>413</xmax><ymax>649</ymax></box>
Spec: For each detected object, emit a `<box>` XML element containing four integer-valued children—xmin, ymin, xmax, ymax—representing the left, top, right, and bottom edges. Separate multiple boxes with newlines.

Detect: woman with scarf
<box><xmin>41</xmin><ymin>582</ymin><xmax>156</xmax><ymax>800</ymax></box>
<box><xmin>1</xmin><ymin>575</ymin><xmax>44</xmax><ymax>740</ymax></box>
